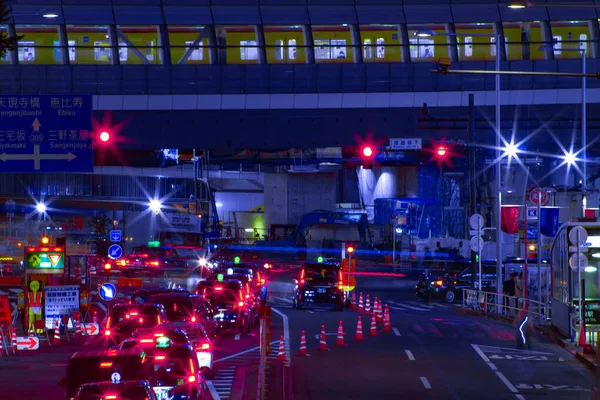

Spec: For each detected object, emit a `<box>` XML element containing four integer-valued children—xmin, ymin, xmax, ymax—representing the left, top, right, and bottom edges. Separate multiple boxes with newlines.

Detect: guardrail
<box><xmin>461</xmin><ymin>288</ymin><xmax>550</xmax><ymax>325</ymax></box>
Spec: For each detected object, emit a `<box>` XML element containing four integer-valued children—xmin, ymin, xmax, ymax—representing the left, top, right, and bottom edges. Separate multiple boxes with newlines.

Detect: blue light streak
<box><xmin>519</xmin><ymin>316</ymin><xmax>529</xmax><ymax>344</ymax></box>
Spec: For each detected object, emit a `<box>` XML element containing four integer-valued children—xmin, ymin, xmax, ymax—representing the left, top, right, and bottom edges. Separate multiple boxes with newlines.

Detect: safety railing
<box><xmin>461</xmin><ymin>288</ymin><xmax>551</xmax><ymax>325</ymax></box>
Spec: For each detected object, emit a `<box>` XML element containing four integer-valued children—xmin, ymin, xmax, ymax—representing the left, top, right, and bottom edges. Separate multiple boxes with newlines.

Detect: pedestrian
<box><xmin>503</xmin><ymin>272</ymin><xmax>517</xmax><ymax>314</ymax></box>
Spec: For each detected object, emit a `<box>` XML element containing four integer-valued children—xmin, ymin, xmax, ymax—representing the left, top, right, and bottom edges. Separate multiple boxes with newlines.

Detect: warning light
<box><xmin>317</xmin><ymin>256</ymin><xmax>324</xmax><ymax>263</ymax></box>
<box><xmin>347</xmin><ymin>246</ymin><xmax>354</xmax><ymax>254</ymax></box>
<box><xmin>99</xmin><ymin>131</ymin><xmax>110</xmax><ymax>142</ymax></box>
<box><xmin>41</xmin><ymin>236</ymin><xmax>50</xmax><ymax>245</ymax></box>
<box><xmin>362</xmin><ymin>146</ymin><xmax>374</xmax><ymax>158</ymax></box>
<box><xmin>234</xmin><ymin>256</ymin><xmax>241</xmax><ymax>264</ymax></box>
<box><xmin>17</xmin><ymin>242</ymin><xmax>22</xmax><ymax>248</ymax></box>
<box><xmin>437</xmin><ymin>146</ymin><xmax>447</xmax><ymax>157</ymax></box>
<box><xmin>529</xmin><ymin>244</ymin><xmax>536</xmax><ymax>252</ymax></box>
<box><xmin>156</xmin><ymin>336</ymin><xmax>171</xmax><ymax>348</ymax></box>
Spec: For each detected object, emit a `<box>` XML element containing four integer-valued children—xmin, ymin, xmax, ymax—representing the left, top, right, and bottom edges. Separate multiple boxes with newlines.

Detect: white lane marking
<box><xmin>234</xmin><ymin>334</ymin><xmax>241</xmax><ymax>341</ymax></box>
<box><xmin>392</xmin><ymin>327</ymin><xmax>401</xmax><ymax>336</ymax></box>
<box><xmin>472</xmin><ymin>344</ymin><xmax>523</xmax><ymax>399</ymax></box>
<box><xmin>420</xmin><ymin>376</ymin><xmax>432</xmax><ymax>389</ymax></box>
<box><xmin>273</xmin><ymin>296</ymin><xmax>293</xmax><ymax>304</ymax></box>
<box><xmin>272</xmin><ymin>307</ymin><xmax>291</xmax><ymax>367</ymax></box>
<box><xmin>308</xmin><ymin>310</ymin><xmax>315</xmax><ymax>314</ymax></box>
<box><xmin>213</xmin><ymin>340</ymin><xmax>279</xmax><ymax>363</ymax></box>
<box><xmin>387</xmin><ymin>301</ymin><xmax>431</xmax><ymax>311</ymax></box>
<box><xmin>405</xmin><ymin>350</ymin><xmax>415</xmax><ymax>361</ymax></box>
<box><xmin>471</xmin><ymin>343</ymin><xmax>491</xmax><ymax>362</ymax></box>
<box><xmin>206</xmin><ymin>381</ymin><xmax>221</xmax><ymax>400</ymax></box>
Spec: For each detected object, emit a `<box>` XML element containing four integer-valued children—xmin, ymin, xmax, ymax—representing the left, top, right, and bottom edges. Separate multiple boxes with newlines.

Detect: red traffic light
<box><xmin>99</xmin><ymin>131</ymin><xmax>110</xmax><ymax>143</ymax></box>
<box><xmin>437</xmin><ymin>146</ymin><xmax>447</xmax><ymax>157</ymax></box>
<box><xmin>362</xmin><ymin>146</ymin><xmax>374</xmax><ymax>158</ymax></box>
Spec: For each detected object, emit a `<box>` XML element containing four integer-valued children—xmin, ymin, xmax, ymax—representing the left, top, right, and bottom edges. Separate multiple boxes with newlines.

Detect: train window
<box><xmin>264</xmin><ymin>25</ymin><xmax>303</xmax><ymax>64</ymax></box>
<box><xmin>240</xmin><ymin>40</ymin><xmax>258</xmax><ymax>60</ymax></box>
<box><xmin>15</xmin><ymin>25</ymin><xmax>61</xmax><ymax>64</ymax></box>
<box><xmin>215</xmin><ymin>25</ymin><xmax>258</xmax><ymax>64</ymax></box>
<box><xmin>490</xmin><ymin>36</ymin><xmax>509</xmax><ymax>57</ymax></box>
<box><xmin>360</xmin><ymin>25</ymin><xmax>402</xmax><ymax>63</ymax></box>
<box><xmin>312</xmin><ymin>25</ymin><xmax>354</xmax><ymax>63</ymax></box>
<box><xmin>502</xmin><ymin>22</ymin><xmax>525</xmax><ymax>60</ymax></box>
<box><xmin>116</xmin><ymin>25</ymin><xmax>162</xmax><ymax>64</ymax></box>
<box><xmin>66</xmin><ymin>25</ymin><xmax>112</xmax><ymax>64</ymax></box>
<box><xmin>53</xmin><ymin>40</ymin><xmax>77</xmax><ymax>62</ymax></box>
<box><xmin>455</xmin><ymin>23</ymin><xmax>495</xmax><ymax>61</ymax></box>
<box><xmin>407</xmin><ymin>24</ymin><xmax>449</xmax><ymax>62</ymax></box>
<box><xmin>551</xmin><ymin>21</ymin><xmax>592</xmax><ymax>59</ymax></box>
<box><xmin>527</xmin><ymin>22</ymin><xmax>549</xmax><ymax>60</ymax></box>
<box><xmin>168</xmin><ymin>26</ymin><xmax>209</xmax><ymax>64</ymax></box>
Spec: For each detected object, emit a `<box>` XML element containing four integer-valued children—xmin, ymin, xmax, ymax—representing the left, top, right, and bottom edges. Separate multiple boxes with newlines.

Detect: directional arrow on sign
<box><xmin>0</xmin><ymin>145</ymin><xmax>77</xmax><ymax>170</ymax></box>
<box><xmin>16</xmin><ymin>336</ymin><xmax>39</xmax><ymax>350</ymax></box>
<box><xmin>101</xmin><ymin>285</ymin><xmax>114</xmax><ymax>299</ymax></box>
<box><xmin>84</xmin><ymin>322</ymin><xmax>99</xmax><ymax>336</ymax></box>
<box><xmin>32</xmin><ymin>118</ymin><xmax>41</xmax><ymax>131</ymax></box>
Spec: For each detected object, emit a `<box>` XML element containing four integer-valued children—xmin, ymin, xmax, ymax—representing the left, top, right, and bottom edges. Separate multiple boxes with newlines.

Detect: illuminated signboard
<box><xmin>25</xmin><ymin>247</ymin><xmax>65</xmax><ymax>273</ymax></box>
<box><xmin>585</xmin><ymin>236</ymin><xmax>600</xmax><ymax>248</ymax></box>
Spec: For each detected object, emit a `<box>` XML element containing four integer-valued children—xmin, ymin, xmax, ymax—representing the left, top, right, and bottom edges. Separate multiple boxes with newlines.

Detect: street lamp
<box><xmin>416</xmin><ymin>28</ymin><xmax>503</xmax><ymax>295</ymax></box>
<box><xmin>539</xmin><ymin>44</ymin><xmax>587</xmax><ymax>200</ymax></box>
<box><xmin>36</xmin><ymin>203</ymin><xmax>47</xmax><ymax>213</ymax></box>
<box><xmin>149</xmin><ymin>199</ymin><xmax>162</xmax><ymax>214</ymax></box>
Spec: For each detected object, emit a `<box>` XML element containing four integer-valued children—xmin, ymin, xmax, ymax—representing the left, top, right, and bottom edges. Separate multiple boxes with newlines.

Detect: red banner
<box><xmin>501</xmin><ymin>206</ymin><xmax>520</xmax><ymax>234</ymax></box>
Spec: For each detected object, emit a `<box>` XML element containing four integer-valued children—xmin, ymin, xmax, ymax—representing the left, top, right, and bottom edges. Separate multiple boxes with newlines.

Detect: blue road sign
<box><xmin>108</xmin><ymin>244</ymin><xmax>123</xmax><ymax>260</ymax></box>
<box><xmin>99</xmin><ymin>283</ymin><xmax>117</xmax><ymax>301</ymax></box>
<box><xmin>0</xmin><ymin>95</ymin><xmax>93</xmax><ymax>172</ymax></box>
<box><xmin>110</xmin><ymin>230</ymin><xmax>122</xmax><ymax>243</ymax></box>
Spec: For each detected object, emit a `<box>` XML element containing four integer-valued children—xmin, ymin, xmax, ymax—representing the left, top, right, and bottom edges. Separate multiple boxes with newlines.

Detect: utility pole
<box><xmin>468</xmin><ymin>94</ymin><xmax>477</xmax><ymax>288</ymax></box>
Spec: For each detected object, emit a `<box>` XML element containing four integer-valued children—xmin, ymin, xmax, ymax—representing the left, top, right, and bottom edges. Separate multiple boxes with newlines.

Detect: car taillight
<box><xmin>214</xmin><ymin>287</ymin><xmax>223</xmax><ymax>291</ymax></box>
<box><xmin>260</xmin><ymin>278</ymin><xmax>265</xmax><ymax>284</ymax></box>
<box><xmin>149</xmin><ymin>261</ymin><xmax>159</xmax><ymax>266</ymax></box>
<box><xmin>199</xmin><ymin>342</ymin><xmax>211</xmax><ymax>351</ymax></box>
<box><xmin>338</xmin><ymin>285</ymin><xmax>343</xmax><ymax>290</ymax></box>
<box><xmin>130</xmin><ymin>312</ymin><xmax>138</xmax><ymax>316</ymax></box>
<box><xmin>118</xmin><ymin>259</ymin><xmax>127</xmax><ymax>266</ymax></box>
<box><xmin>154</xmin><ymin>333</ymin><xmax>164</xmax><ymax>337</ymax></box>
<box><xmin>140</xmin><ymin>339</ymin><xmax>154</xmax><ymax>343</ymax></box>
<box><xmin>100</xmin><ymin>362</ymin><xmax>113</xmax><ymax>368</ymax></box>
<box><xmin>245</xmin><ymin>294</ymin><xmax>250</xmax><ymax>299</ymax></box>
<box><xmin>155</xmin><ymin>355</ymin><xmax>166</xmax><ymax>361</ymax></box>
<box><xmin>238</xmin><ymin>301</ymin><xmax>244</xmax><ymax>307</ymax></box>
<box><xmin>191</xmin><ymin>316</ymin><xmax>197</xmax><ymax>322</ymax></box>
<box><xmin>139</xmin><ymin>318</ymin><xmax>144</xmax><ymax>323</ymax></box>
<box><xmin>125</xmin><ymin>314</ymin><xmax>130</xmax><ymax>319</ymax></box>
<box><xmin>188</xmin><ymin>375</ymin><xmax>196</xmax><ymax>383</ymax></box>
<box><xmin>435</xmin><ymin>280</ymin><xmax>443</xmax><ymax>286</ymax></box>
<box><xmin>104</xmin><ymin>330</ymin><xmax>111</xmax><ymax>336</ymax></box>
<box><xmin>105</xmin><ymin>396</ymin><xmax>117</xmax><ymax>400</ymax></box>
<box><xmin>104</xmin><ymin>263</ymin><xmax>111</xmax><ymax>270</ymax></box>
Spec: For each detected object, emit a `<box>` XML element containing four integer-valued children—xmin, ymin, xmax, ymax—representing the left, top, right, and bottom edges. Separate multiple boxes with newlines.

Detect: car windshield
<box><xmin>76</xmin><ymin>383</ymin><xmax>151</xmax><ymax>400</ymax></box>
<box><xmin>175</xmin><ymin>248</ymin><xmax>203</xmax><ymax>258</ymax></box>
<box><xmin>145</xmin><ymin>295</ymin><xmax>193</xmax><ymax>321</ymax></box>
<box><xmin>131</xmin><ymin>247</ymin><xmax>176</xmax><ymax>258</ymax></box>
<box><xmin>304</xmin><ymin>264</ymin><xmax>338</xmax><ymax>282</ymax></box>
<box><xmin>209</xmin><ymin>289</ymin><xmax>238</xmax><ymax>307</ymax></box>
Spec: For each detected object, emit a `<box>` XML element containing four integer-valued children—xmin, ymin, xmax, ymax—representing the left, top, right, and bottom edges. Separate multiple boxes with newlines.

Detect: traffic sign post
<box><xmin>108</xmin><ymin>244</ymin><xmax>123</xmax><ymax>260</ymax></box>
<box><xmin>4</xmin><ymin>199</ymin><xmax>15</xmax><ymax>237</ymax></box>
<box><xmin>469</xmin><ymin>214</ymin><xmax>485</xmax><ymax>292</ymax></box>
<box><xmin>16</xmin><ymin>336</ymin><xmax>39</xmax><ymax>350</ymax></box>
<box><xmin>0</xmin><ymin>95</ymin><xmax>93</xmax><ymax>172</ymax></box>
<box><xmin>109</xmin><ymin>230</ymin><xmax>122</xmax><ymax>243</ymax></box>
<box><xmin>529</xmin><ymin>188</ymin><xmax>549</xmax><ymax>206</ymax></box>
<box><xmin>389</xmin><ymin>138</ymin><xmax>422</xmax><ymax>150</ymax></box>
<box><xmin>99</xmin><ymin>283</ymin><xmax>117</xmax><ymax>302</ymax></box>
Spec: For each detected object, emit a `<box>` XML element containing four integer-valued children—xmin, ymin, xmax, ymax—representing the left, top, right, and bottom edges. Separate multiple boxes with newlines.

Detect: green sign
<box><xmin>25</xmin><ymin>250</ymin><xmax>65</xmax><ymax>273</ymax></box>
<box><xmin>217</xmin><ymin>274</ymin><xmax>224</xmax><ymax>282</ymax></box>
<box><xmin>317</xmin><ymin>256</ymin><xmax>324</xmax><ymax>263</ymax></box>
<box><xmin>156</xmin><ymin>336</ymin><xmax>170</xmax><ymax>348</ymax></box>
<box><xmin>234</xmin><ymin>256</ymin><xmax>240</xmax><ymax>264</ymax></box>
<box><xmin>148</xmin><ymin>241</ymin><xmax>160</xmax><ymax>248</ymax></box>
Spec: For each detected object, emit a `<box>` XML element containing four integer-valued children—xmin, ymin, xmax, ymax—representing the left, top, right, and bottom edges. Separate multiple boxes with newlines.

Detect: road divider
<box><xmin>420</xmin><ymin>376</ymin><xmax>432</xmax><ymax>389</ymax></box>
<box><xmin>405</xmin><ymin>350</ymin><xmax>415</xmax><ymax>361</ymax></box>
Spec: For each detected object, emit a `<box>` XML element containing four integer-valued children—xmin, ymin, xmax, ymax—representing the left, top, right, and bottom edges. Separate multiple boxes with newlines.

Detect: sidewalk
<box><xmin>454</xmin><ymin>306</ymin><xmax>599</xmax><ymax>372</ymax></box>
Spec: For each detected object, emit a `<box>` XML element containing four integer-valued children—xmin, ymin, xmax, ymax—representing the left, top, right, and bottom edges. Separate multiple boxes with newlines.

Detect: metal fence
<box><xmin>461</xmin><ymin>288</ymin><xmax>550</xmax><ymax>325</ymax></box>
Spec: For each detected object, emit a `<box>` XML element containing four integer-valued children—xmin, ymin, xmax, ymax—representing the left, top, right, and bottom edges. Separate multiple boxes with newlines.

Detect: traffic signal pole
<box><xmin>468</xmin><ymin>93</ymin><xmax>477</xmax><ymax>289</ymax></box>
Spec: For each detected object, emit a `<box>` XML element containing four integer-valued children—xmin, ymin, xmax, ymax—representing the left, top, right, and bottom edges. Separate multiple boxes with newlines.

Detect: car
<box><xmin>60</xmin><ymin>348</ymin><xmax>152</xmax><ymax>399</ymax></box>
<box><xmin>123</xmin><ymin>245</ymin><xmax>187</xmax><ymax>276</ymax></box>
<box><xmin>205</xmin><ymin>280</ymin><xmax>254</xmax><ymax>336</ymax></box>
<box><xmin>142</xmin><ymin>292</ymin><xmax>219</xmax><ymax>338</ymax></box>
<box><xmin>293</xmin><ymin>261</ymin><xmax>345</xmax><ymax>311</ymax></box>
<box><xmin>130</xmin><ymin>288</ymin><xmax>190</xmax><ymax>305</ymax></box>
<box><xmin>104</xmin><ymin>303</ymin><xmax>169</xmax><ymax>348</ymax></box>
<box><xmin>74</xmin><ymin>380</ymin><xmax>157</xmax><ymax>400</ymax></box>
<box><xmin>153</xmin><ymin>324</ymin><xmax>214</xmax><ymax>374</ymax></box>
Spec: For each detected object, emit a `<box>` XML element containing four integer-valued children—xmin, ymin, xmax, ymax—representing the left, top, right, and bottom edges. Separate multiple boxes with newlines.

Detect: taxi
<box><xmin>74</xmin><ymin>380</ymin><xmax>157</xmax><ymax>400</ymax></box>
<box><xmin>104</xmin><ymin>303</ymin><xmax>168</xmax><ymax>348</ymax></box>
<box><xmin>204</xmin><ymin>279</ymin><xmax>254</xmax><ymax>336</ymax></box>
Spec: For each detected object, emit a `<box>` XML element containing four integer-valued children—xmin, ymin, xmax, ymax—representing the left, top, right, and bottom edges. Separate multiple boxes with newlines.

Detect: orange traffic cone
<box><xmin>350</xmin><ymin>291</ymin><xmax>356</xmax><ymax>310</ymax></box>
<box><xmin>336</xmin><ymin>321</ymin><xmax>345</xmax><ymax>346</ymax></box>
<box><xmin>377</xmin><ymin>300</ymin><xmax>384</xmax><ymax>322</ymax></box>
<box><xmin>369</xmin><ymin>314</ymin><xmax>377</xmax><ymax>336</ymax></box>
<box><xmin>578</xmin><ymin>323</ymin><xmax>587</xmax><ymax>347</ymax></box>
<box><xmin>318</xmin><ymin>325</ymin><xmax>328</xmax><ymax>351</ymax></box>
<box><xmin>358</xmin><ymin>292</ymin><xmax>364</xmax><ymax>312</ymax></box>
<box><xmin>373</xmin><ymin>297</ymin><xmax>378</xmax><ymax>316</ymax></box>
<box><xmin>355</xmin><ymin>316</ymin><xmax>364</xmax><ymax>341</ymax></box>
<box><xmin>383</xmin><ymin>305</ymin><xmax>392</xmax><ymax>332</ymax></box>
<box><xmin>297</xmin><ymin>330</ymin><xmax>309</xmax><ymax>356</ymax></box>
<box><xmin>365</xmin><ymin>295</ymin><xmax>371</xmax><ymax>315</ymax></box>
<box><xmin>277</xmin><ymin>335</ymin><xmax>286</xmax><ymax>361</ymax></box>
<box><xmin>54</xmin><ymin>319</ymin><xmax>61</xmax><ymax>344</ymax></box>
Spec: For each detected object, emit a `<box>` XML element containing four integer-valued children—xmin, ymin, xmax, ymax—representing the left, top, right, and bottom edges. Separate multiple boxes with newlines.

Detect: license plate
<box><xmin>317</xmin><ymin>288</ymin><xmax>326</xmax><ymax>294</ymax></box>
<box><xmin>154</xmin><ymin>387</ymin><xmax>174</xmax><ymax>400</ymax></box>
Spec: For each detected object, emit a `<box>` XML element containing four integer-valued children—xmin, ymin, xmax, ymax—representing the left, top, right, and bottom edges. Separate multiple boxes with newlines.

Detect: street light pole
<box><xmin>582</xmin><ymin>48</ymin><xmax>587</xmax><ymax>198</ymax></box>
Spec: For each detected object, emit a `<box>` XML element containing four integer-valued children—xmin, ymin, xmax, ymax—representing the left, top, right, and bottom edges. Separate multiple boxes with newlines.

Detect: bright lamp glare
<box><xmin>585</xmin><ymin>266</ymin><xmax>598</xmax><ymax>273</ymax></box>
<box><xmin>99</xmin><ymin>131</ymin><xmax>110</xmax><ymax>142</ymax></box>
<box><xmin>149</xmin><ymin>200</ymin><xmax>162</xmax><ymax>213</ymax></box>
<box><xmin>504</xmin><ymin>143</ymin><xmax>518</xmax><ymax>158</ymax></box>
<box><xmin>36</xmin><ymin>203</ymin><xmax>46</xmax><ymax>213</ymax></box>
<box><xmin>563</xmin><ymin>151</ymin><xmax>576</xmax><ymax>166</ymax></box>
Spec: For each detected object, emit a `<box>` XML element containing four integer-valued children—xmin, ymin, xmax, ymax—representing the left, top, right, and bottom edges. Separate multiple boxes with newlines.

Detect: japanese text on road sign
<box><xmin>44</xmin><ymin>285</ymin><xmax>80</xmax><ymax>329</ymax></box>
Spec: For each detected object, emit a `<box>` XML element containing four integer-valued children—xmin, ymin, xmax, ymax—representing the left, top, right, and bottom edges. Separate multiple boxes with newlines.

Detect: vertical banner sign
<box><xmin>539</xmin><ymin>208</ymin><xmax>560</xmax><ymax>237</ymax></box>
<box><xmin>0</xmin><ymin>295</ymin><xmax>10</xmax><ymax>323</ymax></box>
<box><xmin>500</xmin><ymin>206</ymin><xmax>520</xmax><ymax>234</ymax></box>
<box><xmin>44</xmin><ymin>285</ymin><xmax>80</xmax><ymax>329</ymax></box>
